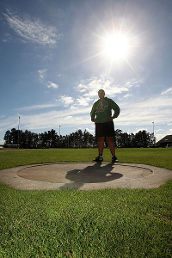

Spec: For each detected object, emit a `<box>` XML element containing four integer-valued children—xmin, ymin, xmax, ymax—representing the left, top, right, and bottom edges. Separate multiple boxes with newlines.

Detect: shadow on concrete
<box><xmin>59</xmin><ymin>162</ymin><xmax>123</xmax><ymax>190</ymax></box>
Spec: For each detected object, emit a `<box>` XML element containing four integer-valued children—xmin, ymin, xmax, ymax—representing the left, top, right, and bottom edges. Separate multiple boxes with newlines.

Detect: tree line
<box><xmin>3</xmin><ymin>128</ymin><xmax>155</xmax><ymax>148</ymax></box>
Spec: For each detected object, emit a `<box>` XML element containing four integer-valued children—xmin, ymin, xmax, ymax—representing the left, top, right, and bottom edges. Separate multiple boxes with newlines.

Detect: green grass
<box><xmin>0</xmin><ymin>147</ymin><xmax>172</xmax><ymax>170</ymax></box>
<box><xmin>0</xmin><ymin>148</ymin><xmax>172</xmax><ymax>257</ymax></box>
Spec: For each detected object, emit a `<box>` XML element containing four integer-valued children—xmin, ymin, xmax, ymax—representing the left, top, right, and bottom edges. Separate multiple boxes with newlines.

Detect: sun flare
<box><xmin>100</xmin><ymin>30</ymin><xmax>133</xmax><ymax>63</ymax></box>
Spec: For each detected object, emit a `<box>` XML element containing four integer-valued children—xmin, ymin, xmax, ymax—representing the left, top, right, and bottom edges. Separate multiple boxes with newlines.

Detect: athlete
<box><xmin>90</xmin><ymin>89</ymin><xmax>120</xmax><ymax>163</ymax></box>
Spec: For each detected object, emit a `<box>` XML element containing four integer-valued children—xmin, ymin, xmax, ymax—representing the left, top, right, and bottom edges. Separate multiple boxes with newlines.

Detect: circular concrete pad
<box><xmin>17</xmin><ymin>163</ymin><xmax>152</xmax><ymax>183</ymax></box>
<box><xmin>0</xmin><ymin>162</ymin><xmax>172</xmax><ymax>190</ymax></box>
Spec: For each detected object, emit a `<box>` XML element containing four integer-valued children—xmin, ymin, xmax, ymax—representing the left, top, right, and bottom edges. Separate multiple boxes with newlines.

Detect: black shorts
<box><xmin>95</xmin><ymin>121</ymin><xmax>115</xmax><ymax>137</ymax></box>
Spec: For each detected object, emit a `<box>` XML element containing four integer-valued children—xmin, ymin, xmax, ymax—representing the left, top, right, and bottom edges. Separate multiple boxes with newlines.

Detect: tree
<box><xmin>4</xmin><ymin>130</ymin><xmax>11</xmax><ymax>144</ymax></box>
<box><xmin>3</xmin><ymin>128</ymin><xmax>153</xmax><ymax>149</ymax></box>
<box><xmin>83</xmin><ymin>130</ymin><xmax>95</xmax><ymax>147</ymax></box>
<box><xmin>134</xmin><ymin>130</ymin><xmax>151</xmax><ymax>148</ymax></box>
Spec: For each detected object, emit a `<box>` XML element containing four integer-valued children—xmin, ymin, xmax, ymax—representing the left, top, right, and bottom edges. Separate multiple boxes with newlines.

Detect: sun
<box><xmin>100</xmin><ymin>30</ymin><xmax>133</xmax><ymax>63</ymax></box>
<box><xmin>74</xmin><ymin>27</ymin><xmax>138</xmax><ymax>73</ymax></box>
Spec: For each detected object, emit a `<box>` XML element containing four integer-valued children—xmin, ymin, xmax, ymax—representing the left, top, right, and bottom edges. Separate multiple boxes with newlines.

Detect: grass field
<box><xmin>0</xmin><ymin>148</ymin><xmax>172</xmax><ymax>257</ymax></box>
<box><xmin>0</xmin><ymin>147</ymin><xmax>172</xmax><ymax>170</ymax></box>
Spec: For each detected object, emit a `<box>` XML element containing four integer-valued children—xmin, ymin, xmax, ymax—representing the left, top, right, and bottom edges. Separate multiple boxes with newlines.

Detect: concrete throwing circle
<box><xmin>0</xmin><ymin>162</ymin><xmax>172</xmax><ymax>190</ymax></box>
<box><xmin>17</xmin><ymin>163</ymin><xmax>152</xmax><ymax>183</ymax></box>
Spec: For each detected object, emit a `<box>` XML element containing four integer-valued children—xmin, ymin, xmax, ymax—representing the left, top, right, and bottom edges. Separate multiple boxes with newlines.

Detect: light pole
<box><xmin>18</xmin><ymin>116</ymin><xmax>20</xmax><ymax>148</ymax></box>
<box><xmin>59</xmin><ymin>125</ymin><xmax>61</xmax><ymax>136</ymax></box>
<box><xmin>152</xmin><ymin>121</ymin><xmax>155</xmax><ymax>146</ymax></box>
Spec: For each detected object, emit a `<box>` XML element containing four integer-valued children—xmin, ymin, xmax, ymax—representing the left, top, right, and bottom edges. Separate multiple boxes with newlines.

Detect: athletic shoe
<box><xmin>93</xmin><ymin>156</ymin><xmax>103</xmax><ymax>162</ymax></box>
<box><xmin>112</xmin><ymin>156</ymin><xmax>118</xmax><ymax>163</ymax></box>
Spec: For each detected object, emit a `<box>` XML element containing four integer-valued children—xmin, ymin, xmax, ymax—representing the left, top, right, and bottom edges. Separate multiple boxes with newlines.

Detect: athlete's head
<box><xmin>98</xmin><ymin>89</ymin><xmax>105</xmax><ymax>99</ymax></box>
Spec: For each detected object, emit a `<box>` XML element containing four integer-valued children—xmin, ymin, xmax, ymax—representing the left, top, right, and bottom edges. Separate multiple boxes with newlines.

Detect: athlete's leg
<box><xmin>107</xmin><ymin>136</ymin><xmax>115</xmax><ymax>156</ymax></box>
<box><xmin>97</xmin><ymin>136</ymin><xmax>105</xmax><ymax>156</ymax></box>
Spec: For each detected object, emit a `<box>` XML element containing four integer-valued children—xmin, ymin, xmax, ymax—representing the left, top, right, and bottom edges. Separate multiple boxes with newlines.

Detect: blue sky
<box><xmin>0</xmin><ymin>0</ymin><xmax>172</xmax><ymax>144</ymax></box>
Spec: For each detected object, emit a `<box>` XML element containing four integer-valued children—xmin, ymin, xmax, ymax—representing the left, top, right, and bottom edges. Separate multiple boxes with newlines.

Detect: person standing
<box><xmin>90</xmin><ymin>89</ymin><xmax>120</xmax><ymax>163</ymax></box>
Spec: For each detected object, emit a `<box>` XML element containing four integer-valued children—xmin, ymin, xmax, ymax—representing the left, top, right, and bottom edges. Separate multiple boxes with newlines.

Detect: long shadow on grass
<box><xmin>59</xmin><ymin>162</ymin><xmax>122</xmax><ymax>190</ymax></box>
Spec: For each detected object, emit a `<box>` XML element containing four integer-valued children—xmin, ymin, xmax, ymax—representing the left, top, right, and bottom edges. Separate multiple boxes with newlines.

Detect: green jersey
<box><xmin>90</xmin><ymin>97</ymin><xmax>120</xmax><ymax>123</ymax></box>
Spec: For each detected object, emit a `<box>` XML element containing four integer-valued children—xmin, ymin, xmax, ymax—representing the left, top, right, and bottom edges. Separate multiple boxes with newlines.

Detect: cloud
<box><xmin>0</xmin><ymin>107</ymin><xmax>91</xmax><ymax>138</ymax></box>
<box><xmin>1</xmin><ymin>76</ymin><xmax>171</xmax><ymax>143</ymax></box>
<box><xmin>59</xmin><ymin>95</ymin><xmax>75</xmax><ymax>106</ymax></box>
<box><xmin>38</xmin><ymin>69</ymin><xmax>47</xmax><ymax>81</ymax></box>
<box><xmin>71</xmin><ymin>77</ymin><xmax>144</xmax><ymax>112</ymax></box>
<box><xmin>56</xmin><ymin>77</ymin><xmax>144</xmax><ymax>112</ymax></box>
<box><xmin>58</xmin><ymin>95</ymin><xmax>91</xmax><ymax>109</ymax></box>
<box><xmin>47</xmin><ymin>81</ymin><xmax>59</xmax><ymax>89</ymax></box>
<box><xmin>0</xmin><ymin>90</ymin><xmax>171</xmax><ymax>142</ymax></box>
<box><xmin>124</xmin><ymin>78</ymin><xmax>143</xmax><ymax>89</ymax></box>
<box><xmin>3</xmin><ymin>9</ymin><xmax>61</xmax><ymax>46</ymax></box>
<box><xmin>118</xmin><ymin>93</ymin><xmax>172</xmax><ymax>127</ymax></box>
<box><xmin>161</xmin><ymin>87</ymin><xmax>172</xmax><ymax>95</ymax></box>
<box><xmin>0</xmin><ymin>116</ymin><xmax>17</xmax><ymax>130</ymax></box>
<box><xmin>38</xmin><ymin>70</ymin><xmax>59</xmax><ymax>89</ymax></box>
<box><xmin>135</xmin><ymin>95</ymin><xmax>172</xmax><ymax>109</ymax></box>
<box><xmin>19</xmin><ymin>107</ymin><xmax>91</xmax><ymax>130</ymax></box>
<box><xmin>75</xmin><ymin>96</ymin><xmax>90</xmax><ymax>107</ymax></box>
<box><xmin>76</xmin><ymin>78</ymin><xmax>129</xmax><ymax>99</ymax></box>
<box><xmin>16</xmin><ymin>103</ymin><xmax>59</xmax><ymax>112</ymax></box>
<box><xmin>123</xmin><ymin>93</ymin><xmax>132</xmax><ymax>98</ymax></box>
